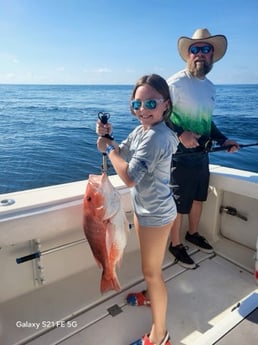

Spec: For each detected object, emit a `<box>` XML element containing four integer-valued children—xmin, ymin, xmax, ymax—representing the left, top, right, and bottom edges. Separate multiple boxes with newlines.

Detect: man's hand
<box><xmin>223</xmin><ymin>140</ymin><xmax>239</xmax><ymax>153</ymax></box>
<box><xmin>179</xmin><ymin>131</ymin><xmax>200</xmax><ymax>148</ymax></box>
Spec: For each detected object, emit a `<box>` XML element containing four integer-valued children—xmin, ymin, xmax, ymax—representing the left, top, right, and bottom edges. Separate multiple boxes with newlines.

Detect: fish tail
<box><xmin>100</xmin><ymin>271</ymin><xmax>121</xmax><ymax>294</ymax></box>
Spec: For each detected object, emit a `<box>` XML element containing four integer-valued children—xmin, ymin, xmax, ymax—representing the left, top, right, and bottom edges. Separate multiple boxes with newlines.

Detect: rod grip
<box><xmin>98</xmin><ymin>112</ymin><xmax>114</xmax><ymax>140</ymax></box>
<box><xmin>16</xmin><ymin>252</ymin><xmax>41</xmax><ymax>264</ymax></box>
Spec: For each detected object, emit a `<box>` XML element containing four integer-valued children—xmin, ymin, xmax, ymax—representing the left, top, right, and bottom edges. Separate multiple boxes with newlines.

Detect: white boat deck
<box><xmin>1</xmin><ymin>166</ymin><xmax>258</xmax><ymax>345</ymax></box>
<box><xmin>1</xmin><ymin>242</ymin><xmax>257</xmax><ymax>345</ymax></box>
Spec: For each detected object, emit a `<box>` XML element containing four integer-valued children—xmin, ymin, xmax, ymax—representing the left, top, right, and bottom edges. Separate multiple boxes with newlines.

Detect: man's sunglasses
<box><xmin>131</xmin><ymin>98</ymin><xmax>164</xmax><ymax>110</ymax></box>
<box><xmin>189</xmin><ymin>45</ymin><xmax>213</xmax><ymax>55</ymax></box>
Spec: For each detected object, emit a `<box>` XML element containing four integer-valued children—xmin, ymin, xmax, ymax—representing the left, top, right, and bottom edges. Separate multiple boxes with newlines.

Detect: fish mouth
<box><xmin>88</xmin><ymin>173</ymin><xmax>104</xmax><ymax>184</ymax></box>
<box><xmin>87</xmin><ymin>174</ymin><xmax>107</xmax><ymax>193</ymax></box>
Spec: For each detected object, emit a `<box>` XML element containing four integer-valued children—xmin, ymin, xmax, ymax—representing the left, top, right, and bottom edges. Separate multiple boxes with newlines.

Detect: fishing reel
<box><xmin>197</xmin><ymin>137</ymin><xmax>213</xmax><ymax>152</ymax></box>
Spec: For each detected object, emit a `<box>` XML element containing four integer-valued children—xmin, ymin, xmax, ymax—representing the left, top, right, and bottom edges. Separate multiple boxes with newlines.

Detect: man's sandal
<box><xmin>126</xmin><ymin>290</ymin><xmax>151</xmax><ymax>306</ymax></box>
<box><xmin>130</xmin><ymin>331</ymin><xmax>171</xmax><ymax>345</ymax></box>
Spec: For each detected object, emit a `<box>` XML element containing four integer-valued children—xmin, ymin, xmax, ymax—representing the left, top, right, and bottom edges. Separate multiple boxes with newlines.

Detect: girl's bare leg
<box><xmin>134</xmin><ymin>215</ymin><xmax>173</xmax><ymax>344</ymax></box>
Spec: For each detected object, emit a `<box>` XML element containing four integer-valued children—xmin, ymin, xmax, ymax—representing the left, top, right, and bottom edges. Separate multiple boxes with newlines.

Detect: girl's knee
<box><xmin>143</xmin><ymin>270</ymin><xmax>162</xmax><ymax>284</ymax></box>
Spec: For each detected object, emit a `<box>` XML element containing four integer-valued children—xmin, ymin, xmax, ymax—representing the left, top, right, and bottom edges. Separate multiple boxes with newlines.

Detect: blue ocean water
<box><xmin>0</xmin><ymin>84</ymin><xmax>257</xmax><ymax>194</ymax></box>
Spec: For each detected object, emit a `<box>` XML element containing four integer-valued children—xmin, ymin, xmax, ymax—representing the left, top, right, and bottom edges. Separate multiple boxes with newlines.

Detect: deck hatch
<box><xmin>107</xmin><ymin>304</ymin><xmax>123</xmax><ymax>317</ymax></box>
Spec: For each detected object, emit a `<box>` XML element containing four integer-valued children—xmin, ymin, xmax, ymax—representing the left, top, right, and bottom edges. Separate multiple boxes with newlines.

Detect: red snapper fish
<box><xmin>83</xmin><ymin>173</ymin><xmax>128</xmax><ymax>294</ymax></box>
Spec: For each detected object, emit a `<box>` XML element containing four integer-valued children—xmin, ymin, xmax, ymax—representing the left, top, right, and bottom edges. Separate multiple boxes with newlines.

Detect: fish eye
<box><xmin>86</xmin><ymin>196</ymin><xmax>91</xmax><ymax>201</ymax></box>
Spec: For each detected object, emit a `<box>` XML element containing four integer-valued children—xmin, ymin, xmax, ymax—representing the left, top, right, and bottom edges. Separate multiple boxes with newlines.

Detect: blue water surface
<box><xmin>0</xmin><ymin>84</ymin><xmax>257</xmax><ymax>194</ymax></box>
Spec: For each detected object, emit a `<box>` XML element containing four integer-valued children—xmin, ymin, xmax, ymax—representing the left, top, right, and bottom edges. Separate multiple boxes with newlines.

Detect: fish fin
<box><xmin>100</xmin><ymin>271</ymin><xmax>121</xmax><ymax>294</ymax></box>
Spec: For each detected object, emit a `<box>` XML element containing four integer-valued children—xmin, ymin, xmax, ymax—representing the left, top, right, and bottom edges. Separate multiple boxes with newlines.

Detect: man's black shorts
<box><xmin>171</xmin><ymin>161</ymin><xmax>210</xmax><ymax>214</ymax></box>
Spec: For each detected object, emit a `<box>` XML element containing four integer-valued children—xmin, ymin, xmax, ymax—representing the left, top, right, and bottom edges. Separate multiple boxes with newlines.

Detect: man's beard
<box><xmin>188</xmin><ymin>60</ymin><xmax>213</xmax><ymax>78</ymax></box>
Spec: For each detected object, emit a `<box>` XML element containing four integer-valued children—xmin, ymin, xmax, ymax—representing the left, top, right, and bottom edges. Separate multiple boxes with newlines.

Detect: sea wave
<box><xmin>0</xmin><ymin>84</ymin><xmax>257</xmax><ymax>194</ymax></box>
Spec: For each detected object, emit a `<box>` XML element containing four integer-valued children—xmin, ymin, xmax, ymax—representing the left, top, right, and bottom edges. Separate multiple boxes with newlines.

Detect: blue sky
<box><xmin>0</xmin><ymin>0</ymin><xmax>257</xmax><ymax>84</ymax></box>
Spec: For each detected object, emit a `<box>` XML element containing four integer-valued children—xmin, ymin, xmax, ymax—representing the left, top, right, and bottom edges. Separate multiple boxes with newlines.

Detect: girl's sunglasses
<box><xmin>189</xmin><ymin>45</ymin><xmax>213</xmax><ymax>55</ymax></box>
<box><xmin>131</xmin><ymin>98</ymin><xmax>164</xmax><ymax>110</ymax></box>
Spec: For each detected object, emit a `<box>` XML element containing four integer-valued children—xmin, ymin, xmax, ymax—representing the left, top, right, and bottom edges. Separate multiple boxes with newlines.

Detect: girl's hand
<box><xmin>96</xmin><ymin>120</ymin><xmax>112</xmax><ymax>137</ymax></box>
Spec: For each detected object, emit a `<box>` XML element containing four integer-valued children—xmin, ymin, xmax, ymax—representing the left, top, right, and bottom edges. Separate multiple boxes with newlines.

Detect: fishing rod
<box><xmin>209</xmin><ymin>142</ymin><xmax>258</xmax><ymax>152</ymax></box>
<box><xmin>16</xmin><ymin>238</ymin><xmax>86</xmax><ymax>264</ymax></box>
<box><xmin>174</xmin><ymin>142</ymin><xmax>258</xmax><ymax>157</ymax></box>
<box><xmin>98</xmin><ymin>112</ymin><xmax>114</xmax><ymax>173</ymax></box>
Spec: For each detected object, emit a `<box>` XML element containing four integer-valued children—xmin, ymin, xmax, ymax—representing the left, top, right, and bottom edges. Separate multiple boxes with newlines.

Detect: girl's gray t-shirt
<box><xmin>119</xmin><ymin>121</ymin><xmax>178</xmax><ymax>227</ymax></box>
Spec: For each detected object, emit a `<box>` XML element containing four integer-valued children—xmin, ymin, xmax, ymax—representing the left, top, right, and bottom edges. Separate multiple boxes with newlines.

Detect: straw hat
<box><xmin>178</xmin><ymin>28</ymin><xmax>227</xmax><ymax>62</ymax></box>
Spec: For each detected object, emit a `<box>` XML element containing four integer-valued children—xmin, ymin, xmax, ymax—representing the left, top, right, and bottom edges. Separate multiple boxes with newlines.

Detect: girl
<box><xmin>96</xmin><ymin>74</ymin><xmax>178</xmax><ymax>345</ymax></box>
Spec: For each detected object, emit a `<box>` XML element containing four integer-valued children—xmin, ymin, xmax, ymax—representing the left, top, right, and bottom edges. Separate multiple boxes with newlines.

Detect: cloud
<box><xmin>82</xmin><ymin>67</ymin><xmax>112</xmax><ymax>74</ymax></box>
<box><xmin>95</xmin><ymin>67</ymin><xmax>112</xmax><ymax>73</ymax></box>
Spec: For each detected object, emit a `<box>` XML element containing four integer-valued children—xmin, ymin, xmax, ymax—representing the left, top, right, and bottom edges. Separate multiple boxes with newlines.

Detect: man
<box><xmin>126</xmin><ymin>28</ymin><xmax>239</xmax><ymax>308</ymax></box>
<box><xmin>167</xmin><ymin>28</ymin><xmax>239</xmax><ymax>268</ymax></box>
